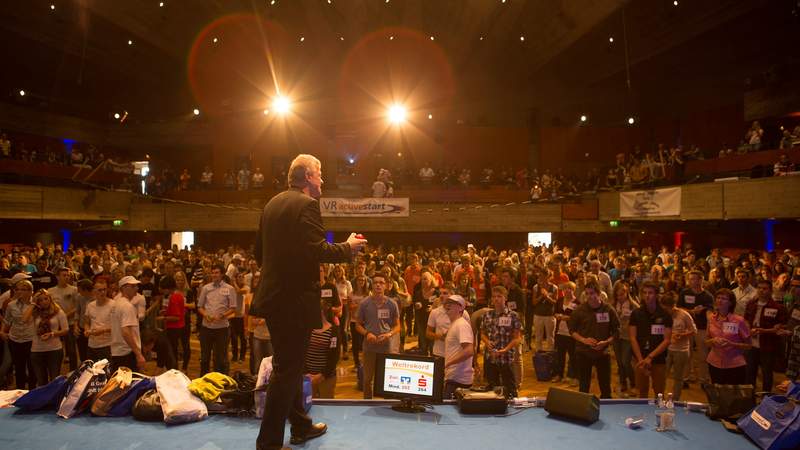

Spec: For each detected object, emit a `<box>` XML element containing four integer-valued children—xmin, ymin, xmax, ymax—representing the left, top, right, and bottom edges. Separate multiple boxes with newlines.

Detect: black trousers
<box><xmin>555</xmin><ymin>334</ymin><xmax>576</xmax><ymax>379</ymax></box>
<box><xmin>349</xmin><ymin>322</ymin><xmax>363</xmax><ymax>366</ymax></box>
<box><xmin>166</xmin><ymin>328</ymin><xmax>183</xmax><ymax>369</ymax></box>
<box><xmin>575</xmin><ymin>351</ymin><xmax>612</xmax><ymax>399</ymax></box>
<box><xmin>485</xmin><ymin>360</ymin><xmax>517</xmax><ymax>398</ymax></box>
<box><xmin>229</xmin><ymin>318</ymin><xmax>247</xmax><ymax>361</ymax></box>
<box><xmin>87</xmin><ymin>346</ymin><xmax>112</xmax><ymax>363</ymax></box>
<box><xmin>61</xmin><ymin>331</ymin><xmax>78</xmax><ymax>371</ymax></box>
<box><xmin>748</xmin><ymin>347</ymin><xmax>776</xmax><ymax>392</ymax></box>
<box><xmin>256</xmin><ymin>318</ymin><xmax>313</xmax><ymax>449</ymax></box>
<box><xmin>76</xmin><ymin>328</ymin><xmax>88</xmax><ymax>363</ymax></box>
<box><xmin>200</xmin><ymin>326</ymin><xmax>229</xmax><ymax>375</ymax></box>
<box><xmin>8</xmin><ymin>340</ymin><xmax>36</xmax><ymax>389</ymax></box>
<box><xmin>111</xmin><ymin>352</ymin><xmax>137</xmax><ymax>374</ymax></box>
<box><xmin>181</xmin><ymin>312</ymin><xmax>191</xmax><ymax>370</ymax></box>
<box><xmin>31</xmin><ymin>349</ymin><xmax>63</xmax><ymax>387</ymax></box>
<box><xmin>709</xmin><ymin>364</ymin><xmax>748</xmax><ymax>385</ymax></box>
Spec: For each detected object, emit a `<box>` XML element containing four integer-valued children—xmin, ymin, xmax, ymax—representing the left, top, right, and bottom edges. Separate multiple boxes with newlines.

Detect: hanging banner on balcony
<box><xmin>320</xmin><ymin>198</ymin><xmax>409</xmax><ymax>217</ymax></box>
<box><xmin>620</xmin><ymin>187</ymin><xmax>681</xmax><ymax>217</ymax></box>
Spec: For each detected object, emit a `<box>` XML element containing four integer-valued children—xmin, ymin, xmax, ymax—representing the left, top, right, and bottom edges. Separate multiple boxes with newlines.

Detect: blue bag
<box><xmin>737</xmin><ymin>395</ymin><xmax>800</xmax><ymax>450</ymax></box>
<box><xmin>13</xmin><ymin>375</ymin><xmax>69</xmax><ymax>411</ymax></box>
<box><xmin>303</xmin><ymin>375</ymin><xmax>312</xmax><ymax>413</ymax></box>
<box><xmin>107</xmin><ymin>377</ymin><xmax>156</xmax><ymax>417</ymax></box>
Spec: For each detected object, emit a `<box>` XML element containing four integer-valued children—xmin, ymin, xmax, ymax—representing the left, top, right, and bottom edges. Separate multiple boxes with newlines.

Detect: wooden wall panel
<box><xmin>0</xmin><ymin>184</ymin><xmax>43</xmax><ymax>219</ymax></box>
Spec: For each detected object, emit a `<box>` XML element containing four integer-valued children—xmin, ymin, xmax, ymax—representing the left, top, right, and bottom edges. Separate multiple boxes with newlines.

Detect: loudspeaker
<box><xmin>544</xmin><ymin>387</ymin><xmax>600</xmax><ymax>424</ymax></box>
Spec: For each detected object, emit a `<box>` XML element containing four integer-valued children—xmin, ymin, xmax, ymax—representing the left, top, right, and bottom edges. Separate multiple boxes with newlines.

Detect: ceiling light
<box><xmin>580</xmin><ymin>115</ymin><xmax>587</xmax><ymax>122</ymax></box>
<box><xmin>479</xmin><ymin>36</ymin><xmax>484</xmax><ymax>41</ymax></box>
<box><xmin>114</xmin><ymin>113</ymin><xmax>120</xmax><ymax>120</ymax></box>
<box><xmin>389</xmin><ymin>36</ymin><xmax>394</xmax><ymax>40</ymax></box>
<box><xmin>270</xmin><ymin>0</ymin><xmax>276</xmax><ymax>4</ymax></box>
<box><xmin>212</xmin><ymin>37</ymin><xmax>218</xmax><ymax>43</ymax></box>
<box><xmin>128</xmin><ymin>39</ymin><xmax>133</xmax><ymax>45</ymax></box>
<box><xmin>397</xmin><ymin>152</ymin><xmax>402</xmax><ymax>157</ymax></box>
<box><xmin>388</xmin><ymin>104</ymin><xmax>407</xmax><ymax>124</ymax></box>
<box><xmin>429</xmin><ymin>36</ymin><xmax>435</xmax><ymax>41</ymax></box>
<box><xmin>272</xmin><ymin>96</ymin><xmax>291</xmax><ymax>114</ymax></box>
<box><xmin>18</xmin><ymin>90</ymin><xmax>25</xmax><ymax>96</ymax></box>
<box><xmin>263</xmin><ymin>109</ymin><xmax>269</xmax><ymax>115</ymax></box>
<box><xmin>673</xmin><ymin>0</ymin><xmax>678</xmax><ymax>5</ymax></box>
<box><xmin>428</xmin><ymin>114</ymin><xmax>433</xmax><ymax>120</ymax></box>
<box><xmin>339</xmin><ymin>36</ymin><xmax>344</xmax><ymax>41</ymax></box>
<box><xmin>193</xmin><ymin>108</ymin><xmax>200</xmax><ymax>116</ymax></box>
<box><xmin>50</xmin><ymin>4</ymin><xmax>55</xmax><ymax>11</ymax></box>
<box><xmin>520</xmin><ymin>36</ymin><xmax>525</xmax><ymax>41</ymax></box>
<box><xmin>608</xmin><ymin>37</ymin><xmax>614</xmax><ymax>43</ymax></box>
<box><xmin>159</xmin><ymin>2</ymin><xmax>164</xmax><ymax>7</ymax></box>
<box><xmin>299</xmin><ymin>36</ymin><xmax>304</xmax><ymax>42</ymax></box>
<box><xmin>627</xmin><ymin>117</ymin><xmax>635</xmax><ymax>125</ymax></box>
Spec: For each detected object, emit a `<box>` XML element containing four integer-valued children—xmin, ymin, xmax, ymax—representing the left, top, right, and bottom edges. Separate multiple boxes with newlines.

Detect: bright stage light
<box><xmin>18</xmin><ymin>90</ymin><xmax>25</xmax><ymax>97</ymax></box>
<box><xmin>193</xmin><ymin>108</ymin><xmax>200</xmax><ymax>116</ymax></box>
<box><xmin>627</xmin><ymin>117</ymin><xmax>635</xmax><ymax>125</ymax></box>
<box><xmin>388</xmin><ymin>104</ymin><xmax>407</xmax><ymax>124</ymax></box>
<box><xmin>114</xmin><ymin>113</ymin><xmax>120</xmax><ymax>120</ymax></box>
<box><xmin>50</xmin><ymin>4</ymin><xmax>55</xmax><ymax>11</ymax></box>
<box><xmin>273</xmin><ymin>96</ymin><xmax>291</xmax><ymax>114</ymax></box>
<box><xmin>520</xmin><ymin>36</ymin><xmax>525</xmax><ymax>41</ymax></box>
<box><xmin>609</xmin><ymin>37</ymin><xmax>614</xmax><ymax>43</ymax></box>
<box><xmin>128</xmin><ymin>39</ymin><xmax>133</xmax><ymax>46</ymax></box>
<box><xmin>580</xmin><ymin>115</ymin><xmax>587</xmax><ymax>122</ymax></box>
<box><xmin>428</xmin><ymin>113</ymin><xmax>433</xmax><ymax>120</ymax></box>
<box><xmin>263</xmin><ymin>109</ymin><xmax>270</xmax><ymax>115</ymax></box>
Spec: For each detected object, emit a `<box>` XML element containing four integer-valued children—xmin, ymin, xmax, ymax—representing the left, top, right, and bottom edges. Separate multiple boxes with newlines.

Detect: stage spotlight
<box><xmin>339</xmin><ymin>36</ymin><xmax>344</xmax><ymax>41</ymax></box>
<box><xmin>212</xmin><ymin>37</ymin><xmax>218</xmax><ymax>43</ymax></box>
<box><xmin>193</xmin><ymin>108</ymin><xmax>200</xmax><ymax>116</ymax></box>
<box><xmin>580</xmin><ymin>115</ymin><xmax>587</xmax><ymax>122</ymax></box>
<box><xmin>609</xmin><ymin>37</ymin><xmax>614</xmax><ymax>43</ymax></box>
<box><xmin>627</xmin><ymin>117</ymin><xmax>635</xmax><ymax>125</ymax></box>
<box><xmin>299</xmin><ymin>36</ymin><xmax>305</xmax><ymax>42</ymax></box>
<box><xmin>388</xmin><ymin>104</ymin><xmax>407</xmax><ymax>124</ymax></box>
<box><xmin>18</xmin><ymin>90</ymin><xmax>25</xmax><ymax>97</ymax></box>
<box><xmin>520</xmin><ymin>36</ymin><xmax>525</xmax><ymax>42</ymax></box>
<box><xmin>429</xmin><ymin>36</ymin><xmax>435</xmax><ymax>41</ymax></box>
<box><xmin>273</xmin><ymin>96</ymin><xmax>291</xmax><ymax>114</ymax></box>
<box><xmin>397</xmin><ymin>152</ymin><xmax>402</xmax><ymax>157</ymax></box>
<box><xmin>128</xmin><ymin>39</ymin><xmax>133</xmax><ymax>45</ymax></box>
<box><xmin>428</xmin><ymin>113</ymin><xmax>433</xmax><ymax>120</ymax></box>
<box><xmin>479</xmin><ymin>36</ymin><xmax>484</xmax><ymax>41</ymax></box>
<box><xmin>159</xmin><ymin>2</ymin><xmax>164</xmax><ymax>7</ymax></box>
<box><xmin>389</xmin><ymin>36</ymin><xmax>394</xmax><ymax>40</ymax></box>
<box><xmin>673</xmin><ymin>0</ymin><xmax>678</xmax><ymax>5</ymax></box>
<box><xmin>114</xmin><ymin>113</ymin><xmax>120</xmax><ymax>120</ymax></box>
<box><xmin>263</xmin><ymin>109</ymin><xmax>270</xmax><ymax>115</ymax></box>
<box><xmin>50</xmin><ymin>4</ymin><xmax>55</xmax><ymax>11</ymax></box>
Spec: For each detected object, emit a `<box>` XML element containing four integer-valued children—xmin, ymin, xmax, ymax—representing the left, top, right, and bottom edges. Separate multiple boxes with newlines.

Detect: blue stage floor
<box><xmin>0</xmin><ymin>400</ymin><xmax>755</xmax><ymax>450</ymax></box>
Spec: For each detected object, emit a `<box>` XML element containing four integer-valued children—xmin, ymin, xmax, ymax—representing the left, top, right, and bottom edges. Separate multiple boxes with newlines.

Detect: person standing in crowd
<box><xmin>568</xmin><ymin>280</ymin><xmax>620</xmax><ymax>399</ymax></box>
<box><xmin>48</xmin><ymin>267</ymin><xmax>78</xmax><ymax>371</ymax></box>
<box><xmin>733</xmin><ymin>268</ymin><xmax>757</xmax><ymax>316</ymax></box>
<box><xmin>661</xmin><ymin>292</ymin><xmax>696</xmax><ymax>401</ymax></box>
<box><xmin>116</xmin><ymin>276</ymin><xmax>146</xmax><ymax>322</ymax></box>
<box><xmin>630</xmin><ymin>282</ymin><xmax>673</xmax><ymax>399</ymax></box>
<box><xmin>84</xmin><ymin>279</ymin><xmax>114</xmax><ymax>362</ymax></box>
<box><xmin>677</xmin><ymin>270</ymin><xmax>713</xmax><ymax>385</ymax></box>
<box><xmin>744</xmin><ymin>279</ymin><xmax>787</xmax><ymax>392</ymax></box>
<box><xmin>174</xmin><ymin>270</ymin><xmax>194</xmax><ymax>373</ymax></box>
<box><xmin>251</xmin><ymin>154</ymin><xmax>366</xmax><ymax>450</ymax></box>
<box><xmin>304</xmin><ymin>299</ymin><xmax>340</xmax><ymax>398</ymax></box>
<box><xmin>229</xmin><ymin>272</ymin><xmax>248</xmax><ymax>364</ymax></box>
<box><xmin>553</xmin><ymin>281</ymin><xmax>579</xmax><ymax>385</ymax></box>
<box><xmin>0</xmin><ymin>276</ymin><xmax>37</xmax><ymax>389</ymax></box>
<box><xmin>249</xmin><ymin>271</ymin><xmax>272</xmax><ymax>375</ymax></box>
<box><xmin>159</xmin><ymin>275</ymin><xmax>185</xmax><ymax>371</ymax></box>
<box><xmin>531</xmin><ymin>270</ymin><xmax>558</xmax><ymax>352</ymax></box>
<box><xmin>197</xmin><ymin>265</ymin><xmax>235</xmax><ymax>375</ymax></box>
<box><xmin>610</xmin><ymin>281</ymin><xmax>638</xmax><ymax>397</ymax></box>
<box><xmin>109</xmin><ymin>277</ymin><xmax>145</xmax><ymax>373</ymax></box>
<box><xmin>500</xmin><ymin>268</ymin><xmax>525</xmax><ymax>386</ymax></box>
<box><xmin>356</xmin><ymin>273</ymin><xmax>400</xmax><ymax>399</ymax></box>
<box><xmin>413</xmin><ymin>271</ymin><xmax>438</xmax><ymax>355</ymax></box>
<box><xmin>481</xmin><ymin>285</ymin><xmax>522</xmax><ymax>398</ymax></box>
<box><xmin>332</xmin><ymin>265</ymin><xmax>352</xmax><ymax>361</ymax></box>
<box><xmin>25</xmin><ymin>290</ymin><xmax>68</xmax><ymax>386</ymax></box>
<box><xmin>74</xmin><ymin>279</ymin><xmax>94</xmax><ymax>362</ymax></box>
<box><xmin>426</xmin><ymin>283</ymin><xmax>469</xmax><ymax>361</ymax></box>
<box><xmin>442</xmin><ymin>294</ymin><xmax>474</xmax><ymax>399</ymax></box>
<box><xmin>706</xmin><ymin>288</ymin><xmax>751</xmax><ymax>384</ymax></box>
<box><xmin>348</xmin><ymin>274</ymin><xmax>369</xmax><ymax>367</ymax></box>
<box><xmin>31</xmin><ymin>257</ymin><xmax>57</xmax><ymax>291</ymax></box>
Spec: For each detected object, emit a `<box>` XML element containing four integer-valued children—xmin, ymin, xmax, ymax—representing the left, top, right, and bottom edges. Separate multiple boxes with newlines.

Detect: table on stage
<box><xmin>0</xmin><ymin>399</ymin><xmax>755</xmax><ymax>450</ymax></box>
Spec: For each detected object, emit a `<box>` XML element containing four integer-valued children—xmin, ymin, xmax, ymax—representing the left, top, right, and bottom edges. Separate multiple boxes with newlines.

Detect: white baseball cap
<box><xmin>445</xmin><ymin>294</ymin><xmax>466</xmax><ymax>308</ymax></box>
<box><xmin>118</xmin><ymin>275</ymin><xmax>141</xmax><ymax>288</ymax></box>
<box><xmin>10</xmin><ymin>273</ymin><xmax>31</xmax><ymax>284</ymax></box>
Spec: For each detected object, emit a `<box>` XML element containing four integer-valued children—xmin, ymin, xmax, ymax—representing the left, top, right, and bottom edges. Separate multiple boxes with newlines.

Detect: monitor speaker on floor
<box><xmin>544</xmin><ymin>387</ymin><xmax>599</xmax><ymax>424</ymax></box>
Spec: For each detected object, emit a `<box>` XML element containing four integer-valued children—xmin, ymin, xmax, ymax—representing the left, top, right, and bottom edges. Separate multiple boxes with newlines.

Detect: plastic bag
<box><xmin>58</xmin><ymin>359</ymin><xmax>110</xmax><ymax>418</ymax></box>
<box><xmin>156</xmin><ymin>369</ymin><xmax>208</xmax><ymax>424</ymax></box>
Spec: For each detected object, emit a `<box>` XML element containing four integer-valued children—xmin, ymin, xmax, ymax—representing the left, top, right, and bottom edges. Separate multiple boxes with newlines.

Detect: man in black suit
<box><xmin>251</xmin><ymin>154</ymin><xmax>366</xmax><ymax>450</ymax></box>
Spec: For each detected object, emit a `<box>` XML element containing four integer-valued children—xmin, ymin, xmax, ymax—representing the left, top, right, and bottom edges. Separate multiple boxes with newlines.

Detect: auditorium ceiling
<box><xmin>0</xmin><ymin>0</ymin><xmax>791</xmax><ymax>125</ymax></box>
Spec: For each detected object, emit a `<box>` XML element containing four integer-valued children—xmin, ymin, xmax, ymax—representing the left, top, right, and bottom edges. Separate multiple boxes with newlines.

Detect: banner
<box><xmin>320</xmin><ymin>198</ymin><xmax>409</xmax><ymax>217</ymax></box>
<box><xmin>619</xmin><ymin>187</ymin><xmax>681</xmax><ymax>217</ymax></box>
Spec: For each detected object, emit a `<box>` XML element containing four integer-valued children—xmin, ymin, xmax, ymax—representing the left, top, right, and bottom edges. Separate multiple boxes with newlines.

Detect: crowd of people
<box><xmin>2</xmin><ymin>240</ymin><xmax>799</xmax><ymax>401</ymax></box>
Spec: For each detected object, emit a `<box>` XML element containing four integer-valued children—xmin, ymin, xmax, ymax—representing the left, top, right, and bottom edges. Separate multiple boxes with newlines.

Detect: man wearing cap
<box><xmin>427</xmin><ymin>283</ymin><xmax>470</xmax><ymax>359</ymax></box>
<box><xmin>109</xmin><ymin>278</ymin><xmax>145</xmax><ymax>373</ymax></box>
<box><xmin>115</xmin><ymin>276</ymin><xmax>146</xmax><ymax>321</ymax></box>
<box><xmin>443</xmin><ymin>294</ymin><xmax>474</xmax><ymax>399</ymax></box>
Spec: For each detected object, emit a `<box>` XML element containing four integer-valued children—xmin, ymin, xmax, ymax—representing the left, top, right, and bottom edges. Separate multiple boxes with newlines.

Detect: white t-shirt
<box><xmin>85</xmin><ymin>300</ymin><xmax>114</xmax><ymax>349</ymax></box>
<box><xmin>110</xmin><ymin>299</ymin><xmax>141</xmax><ymax>357</ymax></box>
<box><xmin>48</xmin><ymin>285</ymin><xmax>78</xmax><ymax>325</ymax></box>
<box><xmin>668</xmin><ymin>308</ymin><xmax>697</xmax><ymax>353</ymax></box>
<box><xmin>733</xmin><ymin>285</ymin><xmax>757</xmax><ymax>316</ymax></box>
<box><xmin>427</xmin><ymin>306</ymin><xmax>470</xmax><ymax>357</ymax></box>
<box><xmin>113</xmin><ymin>293</ymin><xmax>146</xmax><ymax>321</ymax></box>
<box><xmin>31</xmin><ymin>310</ymin><xmax>68</xmax><ymax>353</ymax></box>
<box><xmin>444</xmin><ymin>317</ymin><xmax>474</xmax><ymax>385</ymax></box>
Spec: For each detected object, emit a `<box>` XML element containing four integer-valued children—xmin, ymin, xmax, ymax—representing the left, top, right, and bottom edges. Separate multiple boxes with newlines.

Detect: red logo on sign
<box><xmin>418</xmin><ymin>376</ymin><xmax>427</xmax><ymax>388</ymax></box>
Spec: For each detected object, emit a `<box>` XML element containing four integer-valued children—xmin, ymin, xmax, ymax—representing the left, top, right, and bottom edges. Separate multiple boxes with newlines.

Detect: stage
<box><xmin>0</xmin><ymin>399</ymin><xmax>754</xmax><ymax>450</ymax></box>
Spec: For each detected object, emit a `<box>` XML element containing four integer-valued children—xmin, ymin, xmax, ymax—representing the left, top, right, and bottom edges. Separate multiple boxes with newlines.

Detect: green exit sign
<box><xmin>112</xmin><ymin>220</ymin><xmax>124</xmax><ymax>227</ymax></box>
<box><xmin>609</xmin><ymin>220</ymin><xmax>619</xmax><ymax>227</ymax></box>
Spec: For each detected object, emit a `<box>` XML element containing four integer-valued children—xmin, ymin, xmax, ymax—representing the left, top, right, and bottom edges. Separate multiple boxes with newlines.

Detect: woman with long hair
<box><xmin>0</xmin><ymin>279</ymin><xmax>37</xmax><ymax>389</ymax></box>
<box><xmin>332</xmin><ymin>265</ymin><xmax>352</xmax><ymax>360</ymax></box>
<box><xmin>706</xmin><ymin>288</ymin><xmax>750</xmax><ymax>384</ymax></box>
<box><xmin>24</xmin><ymin>289</ymin><xmax>68</xmax><ymax>386</ymax></box>
<box><xmin>174</xmin><ymin>270</ymin><xmax>194</xmax><ymax>372</ymax></box>
<box><xmin>349</xmin><ymin>274</ymin><xmax>369</xmax><ymax>366</ymax></box>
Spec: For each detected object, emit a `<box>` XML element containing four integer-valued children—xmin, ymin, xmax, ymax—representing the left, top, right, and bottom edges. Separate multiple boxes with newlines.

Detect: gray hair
<box><xmin>287</xmin><ymin>154</ymin><xmax>321</xmax><ymax>188</ymax></box>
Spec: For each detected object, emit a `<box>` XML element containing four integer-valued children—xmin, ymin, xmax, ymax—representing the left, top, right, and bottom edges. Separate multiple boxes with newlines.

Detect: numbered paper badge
<box><xmin>378</xmin><ymin>309</ymin><xmax>390</xmax><ymax>319</ymax></box>
<box><xmin>595</xmin><ymin>312</ymin><xmax>610</xmax><ymax>323</ymax></box>
<box><xmin>650</xmin><ymin>324</ymin><xmax>665</xmax><ymax>335</ymax></box>
<box><xmin>722</xmin><ymin>322</ymin><xmax>739</xmax><ymax>335</ymax></box>
<box><xmin>498</xmin><ymin>316</ymin><xmax>512</xmax><ymax>327</ymax></box>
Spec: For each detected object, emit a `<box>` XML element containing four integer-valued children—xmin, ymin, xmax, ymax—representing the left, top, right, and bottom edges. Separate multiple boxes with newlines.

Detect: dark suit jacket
<box><xmin>250</xmin><ymin>188</ymin><xmax>352</xmax><ymax>329</ymax></box>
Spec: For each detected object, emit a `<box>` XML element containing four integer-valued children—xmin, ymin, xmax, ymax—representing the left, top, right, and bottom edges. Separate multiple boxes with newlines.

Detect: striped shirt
<box><xmin>304</xmin><ymin>327</ymin><xmax>335</xmax><ymax>376</ymax></box>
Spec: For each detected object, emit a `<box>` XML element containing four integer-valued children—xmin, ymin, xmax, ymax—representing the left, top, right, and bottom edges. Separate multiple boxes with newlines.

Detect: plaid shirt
<box><xmin>481</xmin><ymin>308</ymin><xmax>522</xmax><ymax>365</ymax></box>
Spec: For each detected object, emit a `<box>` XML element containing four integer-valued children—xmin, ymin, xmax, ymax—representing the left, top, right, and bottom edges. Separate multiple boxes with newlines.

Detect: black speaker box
<box><xmin>544</xmin><ymin>387</ymin><xmax>599</xmax><ymax>424</ymax></box>
<box><xmin>455</xmin><ymin>387</ymin><xmax>507</xmax><ymax>415</ymax></box>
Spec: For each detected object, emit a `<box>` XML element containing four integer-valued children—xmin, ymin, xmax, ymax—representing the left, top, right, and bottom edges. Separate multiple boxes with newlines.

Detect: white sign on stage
<box><xmin>619</xmin><ymin>187</ymin><xmax>681</xmax><ymax>217</ymax></box>
<box><xmin>320</xmin><ymin>198</ymin><xmax>409</xmax><ymax>217</ymax></box>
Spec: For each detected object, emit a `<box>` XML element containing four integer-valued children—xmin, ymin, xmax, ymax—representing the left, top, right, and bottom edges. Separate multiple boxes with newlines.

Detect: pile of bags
<box><xmin>6</xmin><ymin>356</ymin><xmax>311</xmax><ymax>425</ymax></box>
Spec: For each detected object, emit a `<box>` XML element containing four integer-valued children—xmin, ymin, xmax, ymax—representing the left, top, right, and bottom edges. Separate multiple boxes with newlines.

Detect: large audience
<box><xmin>1</xmin><ymin>239</ymin><xmax>799</xmax><ymax>400</ymax></box>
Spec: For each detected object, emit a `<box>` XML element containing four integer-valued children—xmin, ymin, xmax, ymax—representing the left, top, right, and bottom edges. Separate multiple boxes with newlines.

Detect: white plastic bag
<box><xmin>0</xmin><ymin>389</ymin><xmax>28</xmax><ymax>408</ymax></box>
<box><xmin>255</xmin><ymin>356</ymin><xmax>273</xmax><ymax>419</ymax></box>
<box><xmin>57</xmin><ymin>359</ymin><xmax>109</xmax><ymax>418</ymax></box>
<box><xmin>156</xmin><ymin>369</ymin><xmax>207</xmax><ymax>424</ymax></box>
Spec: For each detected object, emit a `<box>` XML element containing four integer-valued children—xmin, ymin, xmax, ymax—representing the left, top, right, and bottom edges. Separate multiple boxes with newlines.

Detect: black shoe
<box><xmin>290</xmin><ymin>422</ymin><xmax>327</xmax><ymax>445</ymax></box>
<box><xmin>255</xmin><ymin>445</ymin><xmax>290</xmax><ymax>450</ymax></box>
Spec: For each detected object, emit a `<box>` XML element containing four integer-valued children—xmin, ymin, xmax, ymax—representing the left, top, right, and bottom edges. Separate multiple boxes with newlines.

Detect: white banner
<box><xmin>320</xmin><ymin>198</ymin><xmax>409</xmax><ymax>217</ymax></box>
<box><xmin>619</xmin><ymin>187</ymin><xmax>681</xmax><ymax>217</ymax></box>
